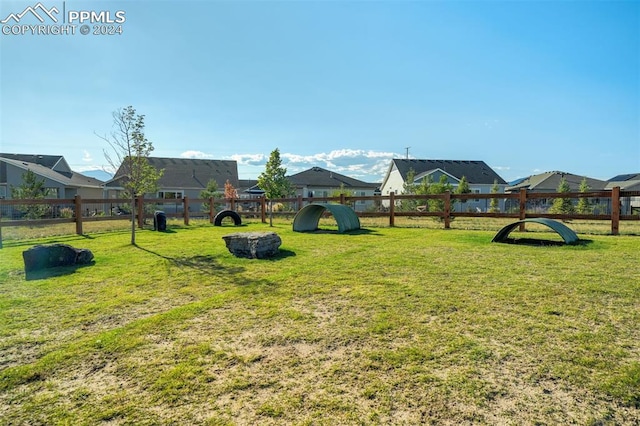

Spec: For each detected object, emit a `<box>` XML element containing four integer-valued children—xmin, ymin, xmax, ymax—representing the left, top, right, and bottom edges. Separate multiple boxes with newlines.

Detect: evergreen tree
<box><xmin>200</xmin><ymin>179</ymin><xmax>222</xmax><ymax>211</ymax></box>
<box><xmin>488</xmin><ymin>180</ymin><xmax>500</xmax><ymax>213</ymax></box>
<box><xmin>257</xmin><ymin>148</ymin><xmax>292</xmax><ymax>226</ymax></box>
<box><xmin>11</xmin><ymin>170</ymin><xmax>50</xmax><ymax>219</ymax></box>
<box><xmin>427</xmin><ymin>174</ymin><xmax>453</xmax><ymax>213</ymax></box>
<box><xmin>549</xmin><ymin>176</ymin><xmax>575</xmax><ymax>215</ymax></box>
<box><xmin>454</xmin><ymin>175</ymin><xmax>471</xmax><ymax>210</ymax></box>
<box><xmin>576</xmin><ymin>177</ymin><xmax>592</xmax><ymax>214</ymax></box>
<box><xmin>400</xmin><ymin>168</ymin><xmax>419</xmax><ymax>211</ymax></box>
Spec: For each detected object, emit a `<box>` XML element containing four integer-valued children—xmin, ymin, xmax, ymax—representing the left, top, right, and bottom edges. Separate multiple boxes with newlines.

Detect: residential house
<box><xmin>380</xmin><ymin>159</ymin><xmax>507</xmax><ymax>211</ymax></box>
<box><xmin>287</xmin><ymin>167</ymin><xmax>380</xmax><ymax>211</ymax></box>
<box><xmin>236</xmin><ymin>167</ymin><xmax>380</xmax><ymax>212</ymax></box>
<box><xmin>505</xmin><ymin>171</ymin><xmax>608</xmax><ymax>213</ymax></box>
<box><xmin>0</xmin><ymin>153</ymin><xmax>104</xmax><ymax>200</ymax></box>
<box><xmin>105</xmin><ymin>157</ymin><xmax>239</xmax><ymax>213</ymax></box>
<box><xmin>606</xmin><ymin>173</ymin><xmax>640</xmax><ymax>214</ymax></box>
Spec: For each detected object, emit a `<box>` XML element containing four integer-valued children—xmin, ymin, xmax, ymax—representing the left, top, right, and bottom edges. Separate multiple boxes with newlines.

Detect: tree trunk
<box><xmin>130</xmin><ymin>195</ymin><xmax>136</xmax><ymax>245</ymax></box>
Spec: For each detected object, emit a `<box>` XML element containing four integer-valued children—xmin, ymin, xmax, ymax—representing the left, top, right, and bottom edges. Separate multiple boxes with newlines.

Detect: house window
<box><xmin>473</xmin><ymin>189</ymin><xmax>480</xmax><ymax>202</ymax></box>
<box><xmin>158</xmin><ymin>191</ymin><xmax>183</xmax><ymax>199</ymax></box>
<box><xmin>0</xmin><ymin>185</ymin><xmax>6</xmax><ymax>199</ymax></box>
<box><xmin>45</xmin><ymin>188</ymin><xmax>58</xmax><ymax>199</ymax></box>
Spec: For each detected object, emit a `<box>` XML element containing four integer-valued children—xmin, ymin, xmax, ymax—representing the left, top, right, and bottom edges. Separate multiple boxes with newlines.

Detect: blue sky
<box><xmin>1</xmin><ymin>0</ymin><xmax>638</xmax><ymax>183</ymax></box>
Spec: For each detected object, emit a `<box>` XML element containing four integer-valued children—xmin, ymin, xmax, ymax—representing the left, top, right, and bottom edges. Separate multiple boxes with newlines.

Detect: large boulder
<box><xmin>222</xmin><ymin>232</ymin><xmax>281</xmax><ymax>259</ymax></box>
<box><xmin>23</xmin><ymin>243</ymin><xmax>94</xmax><ymax>273</ymax></box>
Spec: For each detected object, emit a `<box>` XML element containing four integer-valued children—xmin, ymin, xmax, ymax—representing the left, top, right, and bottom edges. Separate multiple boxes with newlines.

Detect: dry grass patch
<box><xmin>0</xmin><ymin>222</ymin><xmax>638</xmax><ymax>424</ymax></box>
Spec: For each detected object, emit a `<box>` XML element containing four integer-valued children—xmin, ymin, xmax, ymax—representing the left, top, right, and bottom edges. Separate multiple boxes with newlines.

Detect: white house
<box><xmin>380</xmin><ymin>159</ymin><xmax>508</xmax><ymax>211</ymax></box>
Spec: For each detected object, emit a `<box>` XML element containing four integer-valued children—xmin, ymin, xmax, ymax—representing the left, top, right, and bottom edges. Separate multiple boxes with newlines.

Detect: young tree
<box><xmin>400</xmin><ymin>168</ymin><xmax>419</xmax><ymax>211</ymax></box>
<box><xmin>427</xmin><ymin>174</ymin><xmax>453</xmax><ymax>214</ymax></box>
<box><xmin>224</xmin><ymin>179</ymin><xmax>237</xmax><ymax>199</ymax></box>
<box><xmin>257</xmin><ymin>148</ymin><xmax>292</xmax><ymax>226</ymax></box>
<box><xmin>330</xmin><ymin>183</ymin><xmax>355</xmax><ymax>207</ymax></box>
<box><xmin>549</xmin><ymin>176</ymin><xmax>575</xmax><ymax>215</ymax></box>
<box><xmin>224</xmin><ymin>179</ymin><xmax>238</xmax><ymax>209</ymax></box>
<box><xmin>200</xmin><ymin>179</ymin><xmax>222</xmax><ymax>212</ymax></box>
<box><xmin>454</xmin><ymin>175</ymin><xmax>471</xmax><ymax>210</ymax></box>
<box><xmin>99</xmin><ymin>106</ymin><xmax>163</xmax><ymax>245</ymax></box>
<box><xmin>11</xmin><ymin>170</ymin><xmax>50</xmax><ymax>219</ymax></box>
<box><xmin>488</xmin><ymin>179</ymin><xmax>500</xmax><ymax>213</ymax></box>
<box><xmin>576</xmin><ymin>177</ymin><xmax>592</xmax><ymax>214</ymax></box>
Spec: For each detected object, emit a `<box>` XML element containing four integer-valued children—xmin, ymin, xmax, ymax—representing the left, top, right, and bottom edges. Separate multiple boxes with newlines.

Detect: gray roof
<box><xmin>287</xmin><ymin>167</ymin><xmax>379</xmax><ymax>189</ymax></box>
<box><xmin>391</xmin><ymin>159</ymin><xmax>506</xmax><ymax>185</ymax></box>
<box><xmin>108</xmin><ymin>157</ymin><xmax>239</xmax><ymax>189</ymax></box>
<box><xmin>608</xmin><ymin>173</ymin><xmax>640</xmax><ymax>182</ymax></box>
<box><xmin>606</xmin><ymin>173</ymin><xmax>640</xmax><ymax>191</ymax></box>
<box><xmin>0</xmin><ymin>153</ymin><xmax>65</xmax><ymax>169</ymax></box>
<box><xmin>505</xmin><ymin>171</ymin><xmax>607</xmax><ymax>192</ymax></box>
<box><xmin>0</xmin><ymin>157</ymin><xmax>104</xmax><ymax>188</ymax></box>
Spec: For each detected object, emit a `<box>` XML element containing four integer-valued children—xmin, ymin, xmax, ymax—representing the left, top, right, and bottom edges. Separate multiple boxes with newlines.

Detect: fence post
<box><xmin>444</xmin><ymin>191</ymin><xmax>451</xmax><ymax>229</ymax></box>
<box><xmin>297</xmin><ymin>195</ymin><xmax>303</xmax><ymax>211</ymax></box>
<box><xmin>340</xmin><ymin>193</ymin><xmax>345</xmax><ymax>205</ymax></box>
<box><xmin>74</xmin><ymin>195</ymin><xmax>83</xmax><ymax>235</ymax></box>
<box><xmin>611</xmin><ymin>186</ymin><xmax>620</xmax><ymax>235</ymax></box>
<box><xmin>519</xmin><ymin>189</ymin><xmax>527</xmax><ymax>232</ymax></box>
<box><xmin>389</xmin><ymin>192</ymin><xmax>395</xmax><ymax>227</ymax></box>
<box><xmin>209</xmin><ymin>197</ymin><xmax>215</xmax><ymax>223</ymax></box>
<box><xmin>230</xmin><ymin>197</ymin><xmax>235</xmax><ymax>211</ymax></box>
<box><xmin>261</xmin><ymin>196</ymin><xmax>267</xmax><ymax>223</ymax></box>
<box><xmin>183</xmin><ymin>196</ymin><xmax>190</xmax><ymax>225</ymax></box>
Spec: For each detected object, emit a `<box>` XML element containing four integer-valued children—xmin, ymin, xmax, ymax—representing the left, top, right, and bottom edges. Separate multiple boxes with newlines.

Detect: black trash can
<box><xmin>154</xmin><ymin>211</ymin><xmax>167</xmax><ymax>231</ymax></box>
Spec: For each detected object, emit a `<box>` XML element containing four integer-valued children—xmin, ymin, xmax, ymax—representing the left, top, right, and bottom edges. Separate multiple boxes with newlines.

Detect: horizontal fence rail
<box><xmin>1</xmin><ymin>188</ymin><xmax>638</xmax><ymax>247</ymax></box>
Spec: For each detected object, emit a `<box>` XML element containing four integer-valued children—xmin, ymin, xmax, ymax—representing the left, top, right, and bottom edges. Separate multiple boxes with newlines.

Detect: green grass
<box><xmin>0</xmin><ymin>221</ymin><xmax>639</xmax><ymax>424</ymax></box>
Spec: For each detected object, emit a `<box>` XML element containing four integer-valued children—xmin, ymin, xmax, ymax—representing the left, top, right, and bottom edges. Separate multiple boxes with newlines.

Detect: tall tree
<box><xmin>200</xmin><ymin>179</ymin><xmax>222</xmax><ymax>212</ymax></box>
<box><xmin>400</xmin><ymin>168</ymin><xmax>419</xmax><ymax>211</ymax></box>
<box><xmin>99</xmin><ymin>106</ymin><xmax>163</xmax><ymax>245</ymax></box>
<box><xmin>224</xmin><ymin>179</ymin><xmax>238</xmax><ymax>209</ymax></box>
<box><xmin>11</xmin><ymin>170</ymin><xmax>50</xmax><ymax>219</ymax></box>
<box><xmin>576</xmin><ymin>177</ymin><xmax>592</xmax><ymax>214</ymax></box>
<box><xmin>427</xmin><ymin>174</ymin><xmax>453</xmax><ymax>213</ymax></box>
<box><xmin>454</xmin><ymin>175</ymin><xmax>471</xmax><ymax>209</ymax></box>
<box><xmin>488</xmin><ymin>179</ymin><xmax>500</xmax><ymax>213</ymax></box>
<box><xmin>257</xmin><ymin>148</ymin><xmax>292</xmax><ymax>226</ymax></box>
<box><xmin>549</xmin><ymin>176</ymin><xmax>575</xmax><ymax>215</ymax></box>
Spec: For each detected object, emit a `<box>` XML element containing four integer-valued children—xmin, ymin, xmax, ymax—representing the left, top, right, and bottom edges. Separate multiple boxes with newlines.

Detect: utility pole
<box><xmin>405</xmin><ymin>147</ymin><xmax>410</xmax><ymax>159</ymax></box>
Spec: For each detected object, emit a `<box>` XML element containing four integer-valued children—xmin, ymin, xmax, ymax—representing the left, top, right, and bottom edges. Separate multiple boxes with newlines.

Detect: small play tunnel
<box><xmin>293</xmin><ymin>203</ymin><xmax>360</xmax><ymax>233</ymax></box>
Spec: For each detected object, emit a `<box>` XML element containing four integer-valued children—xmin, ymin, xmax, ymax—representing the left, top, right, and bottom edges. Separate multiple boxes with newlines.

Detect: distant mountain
<box><xmin>80</xmin><ymin>170</ymin><xmax>113</xmax><ymax>182</ymax></box>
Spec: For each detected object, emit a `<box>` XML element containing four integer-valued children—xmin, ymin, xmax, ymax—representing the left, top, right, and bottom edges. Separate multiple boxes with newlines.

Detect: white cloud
<box><xmin>230</xmin><ymin>153</ymin><xmax>265</xmax><ymax>165</ymax></box>
<box><xmin>82</xmin><ymin>150</ymin><xmax>92</xmax><ymax>162</ymax></box>
<box><xmin>279</xmin><ymin>149</ymin><xmax>398</xmax><ymax>182</ymax></box>
<box><xmin>179</xmin><ymin>148</ymin><xmax>400</xmax><ymax>182</ymax></box>
<box><xmin>180</xmin><ymin>150</ymin><xmax>214</xmax><ymax>159</ymax></box>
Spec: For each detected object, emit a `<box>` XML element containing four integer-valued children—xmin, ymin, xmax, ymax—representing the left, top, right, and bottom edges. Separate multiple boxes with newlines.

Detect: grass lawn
<box><xmin>0</xmin><ymin>220</ymin><xmax>638</xmax><ymax>425</ymax></box>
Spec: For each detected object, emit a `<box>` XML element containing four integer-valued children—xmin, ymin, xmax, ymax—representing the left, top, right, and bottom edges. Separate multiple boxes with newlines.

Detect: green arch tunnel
<box><xmin>292</xmin><ymin>203</ymin><xmax>361</xmax><ymax>233</ymax></box>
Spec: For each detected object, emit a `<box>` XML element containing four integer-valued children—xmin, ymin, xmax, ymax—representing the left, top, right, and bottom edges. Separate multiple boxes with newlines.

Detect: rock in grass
<box><xmin>23</xmin><ymin>244</ymin><xmax>94</xmax><ymax>272</ymax></box>
<box><xmin>222</xmin><ymin>232</ymin><xmax>281</xmax><ymax>259</ymax></box>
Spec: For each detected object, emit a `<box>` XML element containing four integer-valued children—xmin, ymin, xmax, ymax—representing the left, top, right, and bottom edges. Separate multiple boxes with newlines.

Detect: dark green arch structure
<box><xmin>293</xmin><ymin>203</ymin><xmax>361</xmax><ymax>233</ymax></box>
<box><xmin>492</xmin><ymin>218</ymin><xmax>579</xmax><ymax>245</ymax></box>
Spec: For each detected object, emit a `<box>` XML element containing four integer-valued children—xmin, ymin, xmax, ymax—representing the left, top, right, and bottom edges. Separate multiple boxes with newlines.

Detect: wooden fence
<box><xmin>0</xmin><ymin>188</ymin><xmax>638</xmax><ymax>247</ymax></box>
